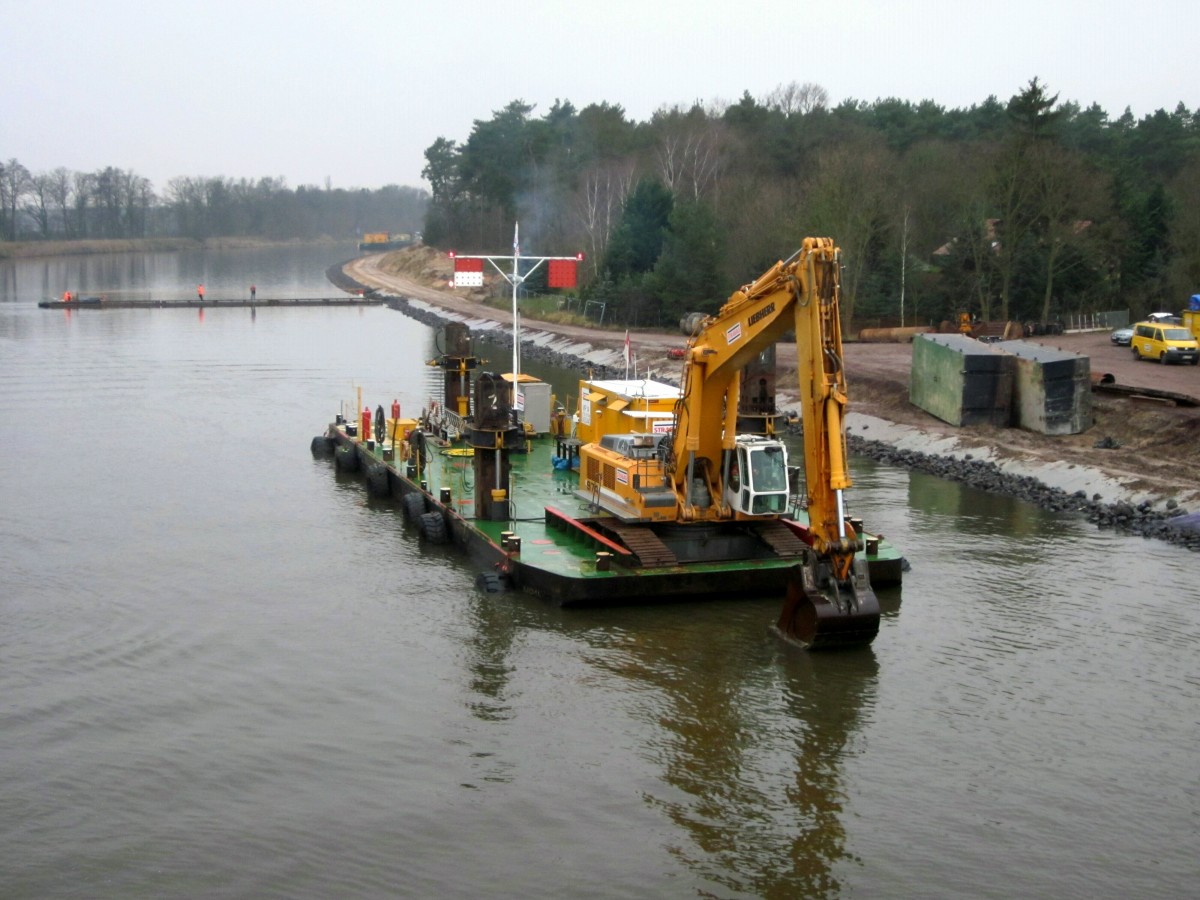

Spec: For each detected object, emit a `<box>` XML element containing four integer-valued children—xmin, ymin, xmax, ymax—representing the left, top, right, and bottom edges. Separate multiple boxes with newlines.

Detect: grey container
<box><xmin>995</xmin><ymin>340</ymin><xmax>1091</xmax><ymax>435</ymax></box>
<box><xmin>909</xmin><ymin>334</ymin><xmax>1013</xmax><ymax>426</ymax></box>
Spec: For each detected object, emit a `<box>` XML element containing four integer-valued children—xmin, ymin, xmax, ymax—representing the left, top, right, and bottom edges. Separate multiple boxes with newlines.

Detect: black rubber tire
<box><xmin>334</xmin><ymin>444</ymin><xmax>359</xmax><ymax>472</ymax></box>
<box><xmin>365</xmin><ymin>465</ymin><xmax>390</xmax><ymax>498</ymax></box>
<box><xmin>1160</xmin><ymin>352</ymin><xmax>1168</xmax><ymax>365</ymax></box>
<box><xmin>310</xmin><ymin>435</ymin><xmax>333</xmax><ymax>457</ymax></box>
<box><xmin>419</xmin><ymin>511</ymin><xmax>448</xmax><ymax>544</ymax></box>
<box><xmin>403</xmin><ymin>492</ymin><xmax>426</xmax><ymax>521</ymax></box>
<box><xmin>475</xmin><ymin>572</ymin><xmax>505</xmax><ymax>593</ymax></box>
<box><xmin>1131</xmin><ymin>347</ymin><xmax>1141</xmax><ymax>361</ymax></box>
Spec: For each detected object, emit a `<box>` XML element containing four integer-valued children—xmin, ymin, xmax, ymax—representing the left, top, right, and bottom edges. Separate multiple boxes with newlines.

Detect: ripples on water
<box><xmin>2</xmin><ymin>252</ymin><xmax>1198</xmax><ymax>898</ymax></box>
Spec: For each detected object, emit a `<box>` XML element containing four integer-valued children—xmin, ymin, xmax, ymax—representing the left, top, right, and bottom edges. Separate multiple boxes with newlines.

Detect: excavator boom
<box><xmin>686</xmin><ymin>238</ymin><xmax>877</xmax><ymax>646</ymax></box>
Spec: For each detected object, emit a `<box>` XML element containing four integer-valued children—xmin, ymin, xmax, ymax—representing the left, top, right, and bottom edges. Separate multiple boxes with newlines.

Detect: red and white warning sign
<box><xmin>453</xmin><ymin>256</ymin><xmax>484</xmax><ymax>287</ymax></box>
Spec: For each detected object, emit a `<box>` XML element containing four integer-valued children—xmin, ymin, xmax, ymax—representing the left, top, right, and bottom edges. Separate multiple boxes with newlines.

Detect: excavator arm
<box><xmin>576</xmin><ymin>237</ymin><xmax>878</xmax><ymax>648</ymax></box>
<box><xmin>673</xmin><ymin>239</ymin><xmax>851</xmax><ymax>549</ymax></box>
<box><xmin>673</xmin><ymin>237</ymin><xmax>877</xmax><ymax>647</ymax></box>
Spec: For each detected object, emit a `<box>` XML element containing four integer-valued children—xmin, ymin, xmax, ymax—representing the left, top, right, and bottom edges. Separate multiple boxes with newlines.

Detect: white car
<box><xmin>1147</xmin><ymin>312</ymin><xmax>1182</xmax><ymax>325</ymax></box>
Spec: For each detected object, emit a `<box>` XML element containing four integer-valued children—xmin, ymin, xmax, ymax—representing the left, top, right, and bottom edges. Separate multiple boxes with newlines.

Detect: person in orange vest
<box><xmin>197</xmin><ymin>284</ymin><xmax>205</xmax><ymax>302</ymax></box>
<box><xmin>62</xmin><ymin>290</ymin><xmax>72</xmax><ymax>303</ymax></box>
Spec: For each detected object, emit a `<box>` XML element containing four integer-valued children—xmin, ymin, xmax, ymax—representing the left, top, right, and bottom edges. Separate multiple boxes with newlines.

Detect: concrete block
<box><xmin>995</xmin><ymin>340</ymin><xmax>1091</xmax><ymax>434</ymax></box>
<box><xmin>910</xmin><ymin>334</ymin><xmax>1013</xmax><ymax>426</ymax></box>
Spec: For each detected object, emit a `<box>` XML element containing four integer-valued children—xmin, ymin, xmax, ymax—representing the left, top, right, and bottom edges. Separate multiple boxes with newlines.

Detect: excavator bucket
<box><xmin>776</xmin><ymin>562</ymin><xmax>880</xmax><ymax>649</ymax></box>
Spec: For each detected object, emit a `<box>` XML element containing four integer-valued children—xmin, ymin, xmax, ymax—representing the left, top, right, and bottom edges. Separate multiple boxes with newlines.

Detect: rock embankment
<box><xmin>848</xmin><ymin>436</ymin><xmax>1200</xmax><ymax>551</ymax></box>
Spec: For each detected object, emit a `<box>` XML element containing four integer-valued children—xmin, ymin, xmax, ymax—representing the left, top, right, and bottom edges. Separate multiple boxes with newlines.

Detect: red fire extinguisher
<box><xmin>361</xmin><ymin>406</ymin><xmax>371</xmax><ymax>442</ymax></box>
<box><xmin>391</xmin><ymin>399</ymin><xmax>400</xmax><ymax>421</ymax></box>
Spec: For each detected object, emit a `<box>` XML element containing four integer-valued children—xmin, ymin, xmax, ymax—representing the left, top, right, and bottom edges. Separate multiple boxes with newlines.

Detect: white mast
<box><xmin>449</xmin><ymin>223</ymin><xmax>583</xmax><ymax>404</ymax></box>
<box><xmin>511</xmin><ymin>222</ymin><xmax>521</xmax><ymax>389</ymax></box>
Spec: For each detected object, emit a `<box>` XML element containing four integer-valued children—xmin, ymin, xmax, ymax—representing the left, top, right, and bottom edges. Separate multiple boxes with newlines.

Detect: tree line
<box><xmin>0</xmin><ymin>161</ymin><xmax>428</xmax><ymax>244</ymax></box>
<box><xmin>421</xmin><ymin>80</ymin><xmax>1200</xmax><ymax>329</ymax></box>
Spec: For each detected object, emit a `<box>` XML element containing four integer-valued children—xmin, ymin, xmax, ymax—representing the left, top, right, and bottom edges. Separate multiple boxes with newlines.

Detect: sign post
<box><xmin>450</xmin><ymin>223</ymin><xmax>582</xmax><ymax>402</ymax></box>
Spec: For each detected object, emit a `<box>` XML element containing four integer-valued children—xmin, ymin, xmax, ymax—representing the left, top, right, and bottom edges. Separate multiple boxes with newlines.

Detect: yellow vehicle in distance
<box><xmin>1131</xmin><ymin>320</ymin><xmax>1200</xmax><ymax>365</ymax></box>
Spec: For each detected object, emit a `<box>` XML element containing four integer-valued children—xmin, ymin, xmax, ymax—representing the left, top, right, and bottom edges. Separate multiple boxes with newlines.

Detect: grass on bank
<box><xmin>481</xmin><ymin>292</ymin><xmax>593</xmax><ymax>328</ymax></box>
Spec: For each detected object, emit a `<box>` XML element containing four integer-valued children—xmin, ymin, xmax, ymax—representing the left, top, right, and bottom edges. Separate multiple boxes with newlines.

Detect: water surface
<box><xmin>1</xmin><ymin>247</ymin><xmax>1197</xmax><ymax>898</ymax></box>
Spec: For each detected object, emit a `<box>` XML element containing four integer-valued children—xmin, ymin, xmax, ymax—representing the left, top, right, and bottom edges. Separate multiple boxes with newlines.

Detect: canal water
<box><xmin>2</xmin><ymin>247</ymin><xmax>1197</xmax><ymax>898</ymax></box>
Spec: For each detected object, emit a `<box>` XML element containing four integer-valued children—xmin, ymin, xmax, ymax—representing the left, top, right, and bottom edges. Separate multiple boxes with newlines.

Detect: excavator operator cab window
<box><xmin>745</xmin><ymin>444</ymin><xmax>788</xmax><ymax>514</ymax></box>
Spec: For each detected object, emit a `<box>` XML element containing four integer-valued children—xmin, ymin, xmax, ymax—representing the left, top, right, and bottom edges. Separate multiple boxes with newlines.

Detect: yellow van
<box><xmin>1131</xmin><ymin>321</ymin><xmax>1200</xmax><ymax>365</ymax></box>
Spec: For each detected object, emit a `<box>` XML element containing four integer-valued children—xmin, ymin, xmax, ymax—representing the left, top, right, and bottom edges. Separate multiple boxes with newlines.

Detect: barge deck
<box><xmin>314</xmin><ymin>399</ymin><xmax>902</xmax><ymax>607</ymax></box>
<box><xmin>318</xmin><ymin>423</ymin><xmax>822</xmax><ymax>606</ymax></box>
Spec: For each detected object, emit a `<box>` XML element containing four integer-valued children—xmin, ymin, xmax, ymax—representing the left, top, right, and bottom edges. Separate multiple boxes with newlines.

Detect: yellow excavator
<box><xmin>577</xmin><ymin>238</ymin><xmax>879</xmax><ymax>647</ymax></box>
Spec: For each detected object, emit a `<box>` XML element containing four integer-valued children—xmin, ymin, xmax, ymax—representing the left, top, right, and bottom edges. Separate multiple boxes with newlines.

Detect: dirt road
<box><xmin>343</xmin><ymin>250</ymin><xmax>1200</xmax><ymax>507</ymax></box>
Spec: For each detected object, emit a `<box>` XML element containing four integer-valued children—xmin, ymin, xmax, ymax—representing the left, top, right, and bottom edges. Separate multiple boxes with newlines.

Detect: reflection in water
<box><xmin>874</xmin><ymin>584</ymin><xmax>903</xmax><ymax>619</ymax></box>
<box><xmin>455</xmin><ymin>588</ymin><xmax>523</xmax><ymax>791</ymax></box>
<box><xmin>643</xmin><ymin>629</ymin><xmax>875</xmax><ymax>898</ymax></box>
<box><xmin>464</xmin><ymin>590</ymin><xmax>519</xmax><ymax>725</ymax></box>
<box><xmin>775</xmin><ymin>649</ymin><xmax>878</xmax><ymax>897</ymax></box>
<box><xmin>0</xmin><ymin>242</ymin><xmax>357</xmax><ymax>305</ymax></box>
<box><xmin>501</xmin><ymin>603</ymin><xmax>882</xmax><ymax>898</ymax></box>
<box><xmin>909</xmin><ymin>469</ymin><xmax>1048</xmax><ymax>538</ymax></box>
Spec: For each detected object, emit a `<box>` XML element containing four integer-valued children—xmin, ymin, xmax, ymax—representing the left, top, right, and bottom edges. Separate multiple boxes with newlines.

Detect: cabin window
<box><xmin>747</xmin><ymin>445</ymin><xmax>787</xmax><ymax>492</ymax></box>
<box><xmin>747</xmin><ymin>445</ymin><xmax>788</xmax><ymax>514</ymax></box>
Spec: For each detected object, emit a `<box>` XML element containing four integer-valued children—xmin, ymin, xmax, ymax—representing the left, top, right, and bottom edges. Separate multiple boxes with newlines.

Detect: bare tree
<box><xmin>126</xmin><ymin>174</ymin><xmax>155</xmax><ymax>237</ymax></box>
<box><xmin>990</xmin><ymin>78</ymin><xmax>1064</xmax><ymax>321</ymax></box>
<box><xmin>652</xmin><ymin>106</ymin><xmax>729</xmax><ymax>202</ymax></box>
<box><xmin>24</xmin><ymin>172</ymin><xmax>54</xmax><ymax>237</ymax></box>
<box><xmin>763</xmin><ymin>81</ymin><xmax>829</xmax><ymax>117</ymax></box>
<box><xmin>988</xmin><ymin>143</ymin><xmax>1039</xmax><ymax>322</ymax></box>
<box><xmin>165</xmin><ymin>176</ymin><xmax>201</xmax><ymax>227</ymax></box>
<box><xmin>48</xmin><ymin>168</ymin><xmax>75</xmax><ymax>237</ymax></box>
<box><xmin>804</xmin><ymin>135</ymin><xmax>895</xmax><ymax>328</ymax></box>
<box><xmin>901</xmin><ymin>140</ymin><xmax>997</xmax><ymax>321</ymax></box>
<box><xmin>719</xmin><ymin>172</ymin><xmax>800</xmax><ymax>282</ymax></box>
<box><xmin>92</xmin><ymin>166</ymin><xmax>134</xmax><ymax>237</ymax></box>
<box><xmin>575</xmin><ymin>160</ymin><xmax>634</xmax><ymax>276</ymax></box>
<box><xmin>1</xmin><ymin>158</ymin><xmax>32</xmax><ymax>239</ymax></box>
<box><xmin>1029</xmin><ymin>142</ymin><xmax>1107</xmax><ymax>322</ymax></box>
<box><xmin>71</xmin><ymin>171</ymin><xmax>94</xmax><ymax>238</ymax></box>
<box><xmin>956</xmin><ymin>204</ymin><xmax>1000</xmax><ymax>322</ymax></box>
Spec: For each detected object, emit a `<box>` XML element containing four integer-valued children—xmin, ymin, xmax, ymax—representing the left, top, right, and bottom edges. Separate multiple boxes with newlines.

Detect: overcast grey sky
<box><xmin>3</xmin><ymin>0</ymin><xmax>1195</xmax><ymax>194</ymax></box>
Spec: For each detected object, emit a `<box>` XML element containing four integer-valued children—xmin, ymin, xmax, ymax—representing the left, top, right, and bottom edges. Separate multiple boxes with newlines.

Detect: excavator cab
<box><xmin>724</xmin><ymin>437</ymin><xmax>790</xmax><ymax>516</ymax></box>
